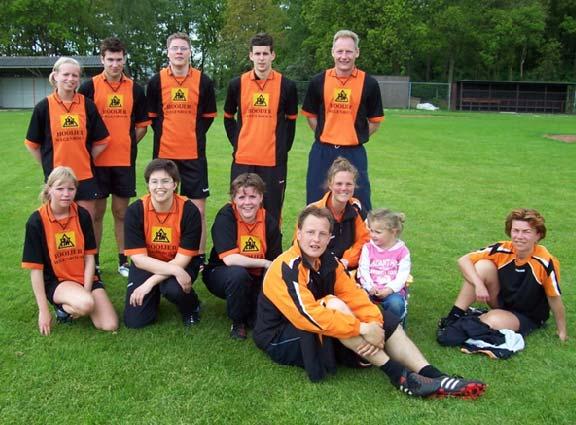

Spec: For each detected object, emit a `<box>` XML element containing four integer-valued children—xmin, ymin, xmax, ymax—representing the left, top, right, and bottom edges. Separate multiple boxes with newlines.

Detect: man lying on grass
<box><xmin>254</xmin><ymin>205</ymin><xmax>486</xmax><ymax>399</ymax></box>
<box><xmin>439</xmin><ymin>208</ymin><xmax>567</xmax><ymax>342</ymax></box>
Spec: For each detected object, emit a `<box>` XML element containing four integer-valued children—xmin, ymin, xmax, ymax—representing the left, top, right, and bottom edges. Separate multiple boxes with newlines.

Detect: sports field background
<box><xmin>1</xmin><ymin>109</ymin><xmax>575</xmax><ymax>424</ymax></box>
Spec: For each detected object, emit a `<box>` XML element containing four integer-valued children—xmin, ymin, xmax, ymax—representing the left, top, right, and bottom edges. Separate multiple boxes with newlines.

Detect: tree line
<box><xmin>1</xmin><ymin>0</ymin><xmax>574</xmax><ymax>88</ymax></box>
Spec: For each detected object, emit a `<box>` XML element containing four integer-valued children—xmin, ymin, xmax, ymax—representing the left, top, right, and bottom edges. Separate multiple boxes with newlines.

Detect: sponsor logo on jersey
<box><xmin>171</xmin><ymin>88</ymin><xmax>188</xmax><ymax>102</ymax></box>
<box><xmin>152</xmin><ymin>226</ymin><xmax>172</xmax><ymax>243</ymax></box>
<box><xmin>55</xmin><ymin>231</ymin><xmax>76</xmax><ymax>249</ymax></box>
<box><xmin>108</xmin><ymin>94</ymin><xmax>124</xmax><ymax>108</ymax></box>
<box><xmin>333</xmin><ymin>88</ymin><xmax>351</xmax><ymax>103</ymax></box>
<box><xmin>61</xmin><ymin>114</ymin><xmax>80</xmax><ymax>128</ymax></box>
<box><xmin>241</xmin><ymin>235</ymin><xmax>261</xmax><ymax>253</ymax></box>
<box><xmin>253</xmin><ymin>93</ymin><xmax>269</xmax><ymax>107</ymax></box>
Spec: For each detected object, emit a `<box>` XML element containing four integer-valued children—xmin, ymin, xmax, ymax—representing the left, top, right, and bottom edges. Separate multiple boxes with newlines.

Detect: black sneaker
<box><xmin>230</xmin><ymin>322</ymin><xmax>247</xmax><ymax>340</ymax></box>
<box><xmin>55</xmin><ymin>306</ymin><xmax>72</xmax><ymax>325</ymax></box>
<box><xmin>182</xmin><ymin>306</ymin><xmax>201</xmax><ymax>327</ymax></box>
<box><xmin>396</xmin><ymin>370</ymin><xmax>441</xmax><ymax>397</ymax></box>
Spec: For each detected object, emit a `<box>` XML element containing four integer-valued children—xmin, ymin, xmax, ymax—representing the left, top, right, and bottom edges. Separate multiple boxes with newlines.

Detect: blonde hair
<box><xmin>367</xmin><ymin>208</ymin><xmax>406</xmax><ymax>236</ymax></box>
<box><xmin>333</xmin><ymin>30</ymin><xmax>359</xmax><ymax>50</ymax></box>
<box><xmin>48</xmin><ymin>57</ymin><xmax>81</xmax><ymax>88</ymax></box>
<box><xmin>324</xmin><ymin>156</ymin><xmax>358</xmax><ymax>189</ymax></box>
<box><xmin>39</xmin><ymin>166</ymin><xmax>78</xmax><ymax>204</ymax></box>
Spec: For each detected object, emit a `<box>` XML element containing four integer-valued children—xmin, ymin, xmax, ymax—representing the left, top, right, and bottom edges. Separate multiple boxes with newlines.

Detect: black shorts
<box><xmin>95</xmin><ymin>166</ymin><xmax>136</xmax><ymax>198</ymax></box>
<box><xmin>510</xmin><ymin>310</ymin><xmax>543</xmax><ymax>336</ymax></box>
<box><xmin>75</xmin><ymin>177</ymin><xmax>102</xmax><ymax>201</ymax></box>
<box><xmin>172</xmin><ymin>158</ymin><xmax>209</xmax><ymax>199</ymax></box>
<box><xmin>266</xmin><ymin>310</ymin><xmax>402</xmax><ymax>367</ymax></box>
<box><xmin>45</xmin><ymin>278</ymin><xmax>105</xmax><ymax>305</ymax></box>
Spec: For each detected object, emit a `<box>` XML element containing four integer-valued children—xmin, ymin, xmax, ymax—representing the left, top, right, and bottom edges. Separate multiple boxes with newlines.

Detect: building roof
<box><xmin>0</xmin><ymin>56</ymin><xmax>102</xmax><ymax>69</ymax></box>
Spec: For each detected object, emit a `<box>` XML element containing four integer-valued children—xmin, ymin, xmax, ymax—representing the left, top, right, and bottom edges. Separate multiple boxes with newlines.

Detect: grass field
<box><xmin>1</xmin><ymin>108</ymin><xmax>575</xmax><ymax>424</ymax></box>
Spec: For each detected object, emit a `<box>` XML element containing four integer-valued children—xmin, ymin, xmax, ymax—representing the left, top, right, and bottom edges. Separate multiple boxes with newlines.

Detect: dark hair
<box><xmin>230</xmin><ymin>173</ymin><xmax>266</xmax><ymax>198</ymax></box>
<box><xmin>297</xmin><ymin>205</ymin><xmax>334</xmax><ymax>233</ymax></box>
<box><xmin>100</xmin><ymin>37</ymin><xmax>126</xmax><ymax>56</ymax></box>
<box><xmin>505</xmin><ymin>208</ymin><xmax>546</xmax><ymax>240</ymax></box>
<box><xmin>250</xmin><ymin>33</ymin><xmax>274</xmax><ymax>52</ymax></box>
<box><xmin>144</xmin><ymin>159</ymin><xmax>180</xmax><ymax>184</ymax></box>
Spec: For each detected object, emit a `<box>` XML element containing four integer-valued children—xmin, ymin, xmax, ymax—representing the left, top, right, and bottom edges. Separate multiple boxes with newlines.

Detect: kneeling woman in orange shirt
<box><xmin>22</xmin><ymin>166</ymin><xmax>118</xmax><ymax>335</ymax></box>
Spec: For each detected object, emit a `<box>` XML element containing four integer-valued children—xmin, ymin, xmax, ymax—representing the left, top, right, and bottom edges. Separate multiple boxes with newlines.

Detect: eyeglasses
<box><xmin>169</xmin><ymin>46</ymin><xmax>190</xmax><ymax>52</ymax></box>
<box><xmin>149</xmin><ymin>178</ymin><xmax>174</xmax><ymax>187</ymax></box>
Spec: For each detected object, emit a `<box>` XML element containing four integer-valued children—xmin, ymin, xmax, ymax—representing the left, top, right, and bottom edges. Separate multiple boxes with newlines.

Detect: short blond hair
<box><xmin>333</xmin><ymin>30</ymin><xmax>359</xmax><ymax>50</ymax></box>
<box><xmin>49</xmin><ymin>57</ymin><xmax>81</xmax><ymax>88</ymax></box>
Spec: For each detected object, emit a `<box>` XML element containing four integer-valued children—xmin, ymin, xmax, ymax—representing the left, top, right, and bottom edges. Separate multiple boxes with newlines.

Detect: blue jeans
<box><xmin>376</xmin><ymin>293</ymin><xmax>407</xmax><ymax>325</ymax></box>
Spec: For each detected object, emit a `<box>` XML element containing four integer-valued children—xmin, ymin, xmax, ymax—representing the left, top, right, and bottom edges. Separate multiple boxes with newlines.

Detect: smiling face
<box><xmin>54</xmin><ymin>63</ymin><xmax>81</xmax><ymax>94</ymax></box>
<box><xmin>328</xmin><ymin>171</ymin><xmax>355</xmax><ymax>205</ymax></box>
<box><xmin>101</xmin><ymin>50</ymin><xmax>126</xmax><ymax>81</ymax></box>
<box><xmin>510</xmin><ymin>220</ymin><xmax>540</xmax><ymax>257</ymax></box>
<box><xmin>297</xmin><ymin>215</ymin><xmax>332</xmax><ymax>262</ymax></box>
<box><xmin>332</xmin><ymin>36</ymin><xmax>359</xmax><ymax>76</ymax></box>
<box><xmin>249</xmin><ymin>45</ymin><xmax>275</xmax><ymax>76</ymax></box>
<box><xmin>167</xmin><ymin>37</ymin><xmax>191</xmax><ymax>69</ymax></box>
<box><xmin>49</xmin><ymin>178</ymin><xmax>77</xmax><ymax>211</ymax></box>
<box><xmin>147</xmin><ymin>170</ymin><xmax>177</xmax><ymax>207</ymax></box>
<box><xmin>233</xmin><ymin>186</ymin><xmax>263</xmax><ymax>223</ymax></box>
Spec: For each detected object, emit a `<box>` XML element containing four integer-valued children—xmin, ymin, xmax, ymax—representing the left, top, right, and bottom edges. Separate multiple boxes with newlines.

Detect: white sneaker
<box><xmin>118</xmin><ymin>263</ymin><xmax>129</xmax><ymax>278</ymax></box>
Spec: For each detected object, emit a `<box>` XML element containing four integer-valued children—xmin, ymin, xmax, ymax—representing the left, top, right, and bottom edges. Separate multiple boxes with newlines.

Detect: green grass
<box><xmin>1</xmin><ymin>108</ymin><xmax>575</xmax><ymax>424</ymax></box>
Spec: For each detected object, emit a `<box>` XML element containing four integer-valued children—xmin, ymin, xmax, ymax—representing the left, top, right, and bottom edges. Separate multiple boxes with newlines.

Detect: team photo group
<box><xmin>20</xmin><ymin>28</ymin><xmax>567</xmax><ymax>401</ymax></box>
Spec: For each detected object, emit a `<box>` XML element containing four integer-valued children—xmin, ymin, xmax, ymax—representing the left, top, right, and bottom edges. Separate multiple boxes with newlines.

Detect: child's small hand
<box><xmin>375</xmin><ymin>287</ymin><xmax>394</xmax><ymax>299</ymax></box>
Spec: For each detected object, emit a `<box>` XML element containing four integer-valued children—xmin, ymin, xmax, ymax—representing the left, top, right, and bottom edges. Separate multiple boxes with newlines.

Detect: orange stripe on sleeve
<box><xmin>368</xmin><ymin>116</ymin><xmax>384</xmax><ymax>123</ymax></box>
<box><xmin>301</xmin><ymin>110</ymin><xmax>317</xmax><ymax>118</ymax></box>
<box><xmin>218</xmin><ymin>247</ymin><xmax>240</xmax><ymax>260</ymax></box>
<box><xmin>22</xmin><ymin>262</ymin><xmax>43</xmax><ymax>270</ymax></box>
<box><xmin>125</xmin><ymin>248</ymin><xmax>148</xmax><ymax>257</ymax></box>
<box><xmin>178</xmin><ymin>248</ymin><xmax>199</xmax><ymax>257</ymax></box>
<box><xmin>24</xmin><ymin>139</ymin><xmax>40</xmax><ymax>148</ymax></box>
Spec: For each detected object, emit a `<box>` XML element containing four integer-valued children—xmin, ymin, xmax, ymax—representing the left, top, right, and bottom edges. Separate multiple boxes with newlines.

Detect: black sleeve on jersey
<box><xmin>284</xmin><ymin>78</ymin><xmax>299</xmax><ymax>152</ymax></box>
<box><xmin>22</xmin><ymin>211</ymin><xmax>46</xmax><ymax>265</ymax></box>
<box><xmin>198</xmin><ymin>73</ymin><xmax>217</xmax><ymax>134</ymax></box>
<box><xmin>77</xmin><ymin>79</ymin><xmax>95</xmax><ymax>99</ymax></box>
<box><xmin>223</xmin><ymin>77</ymin><xmax>240</xmax><ymax>146</ymax></box>
<box><xmin>133</xmin><ymin>82</ymin><xmax>149</xmax><ymax>124</ymax></box>
<box><xmin>78</xmin><ymin>205</ymin><xmax>97</xmax><ymax>252</ymax></box>
<box><xmin>124</xmin><ymin>200</ymin><xmax>145</xmax><ymax>251</ymax></box>
<box><xmin>265</xmin><ymin>213</ymin><xmax>283</xmax><ymax>261</ymax></box>
<box><xmin>180</xmin><ymin>200</ymin><xmax>202</xmax><ymax>252</ymax></box>
<box><xmin>363</xmin><ymin>75</ymin><xmax>384</xmax><ymax>119</ymax></box>
<box><xmin>146</xmin><ymin>73</ymin><xmax>161</xmax><ymax>119</ymax></box>
<box><xmin>301</xmin><ymin>73</ymin><xmax>323</xmax><ymax>115</ymax></box>
<box><xmin>26</xmin><ymin>99</ymin><xmax>49</xmax><ymax>144</ymax></box>
<box><xmin>211</xmin><ymin>204</ymin><xmax>239</xmax><ymax>255</ymax></box>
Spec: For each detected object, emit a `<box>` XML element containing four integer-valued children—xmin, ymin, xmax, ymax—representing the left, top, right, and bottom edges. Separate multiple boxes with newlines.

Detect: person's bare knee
<box><xmin>479</xmin><ymin>310</ymin><xmax>520</xmax><ymax>332</ymax></box>
<box><xmin>324</xmin><ymin>296</ymin><xmax>352</xmax><ymax>315</ymax></box>
<box><xmin>111</xmin><ymin>196</ymin><xmax>128</xmax><ymax>221</ymax></box>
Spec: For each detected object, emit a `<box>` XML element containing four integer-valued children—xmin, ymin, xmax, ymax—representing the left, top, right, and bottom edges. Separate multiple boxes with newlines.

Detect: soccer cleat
<box><xmin>433</xmin><ymin>375</ymin><xmax>487</xmax><ymax>399</ymax></box>
<box><xmin>118</xmin><ymin>263</ymin><xmax>130</xmax><ymax>278</ymax></box>
<box><xmin>182</xmin><ymin>306</ymin><xmax>201</xmax><ymax>327</ymax></box>
<box><xmin>230</xmin><ymin>322</ymin><xmax>247</xmax><ymax>340</ymax></box>
<box><xmin>55</xmin><ymin>307</ymin><xmax>72</xmax><ymax>325</ymax></box>
<box><xmin>396</xmin><ymin>370</ymin><xmax>486</xmax><ymax>399</ymax></box>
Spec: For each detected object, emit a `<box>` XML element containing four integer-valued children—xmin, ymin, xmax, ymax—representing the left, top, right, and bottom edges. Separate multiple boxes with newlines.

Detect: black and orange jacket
<box><xmin>307</xmin><ymin>192</ymin><xmax>369</xmax><ymax>269</ymax></box>
<box><xmin>254</xmin><ymin>242</ymin><xmax>383</xmax><ymax>349</ymax></box>
<box><xmin>124</xmin><ymin>194</ymin><xmax>201</xmax><ymax>262</ymax></box>
<box><xmin>22</xmin><ymin>202</ymin><xmax>97</xmax><ymax>285</ymax></box>
<box><xmin>301</xmin><ymin>68</ymin><xmax>384</xmax><ymax>146</ymax></box>
<box><xmin>78</xmin><ymin>73</ymin><xmax>150</xmax><ymax>167</ymax></box>
<box><xmin>468</xmin><ymin>241</ymin><xmax>562</xmax><ymax>324</ymax></box>
<box><xmin>25</xmin><ymin>92</ymin><xmax>109</xmax><ymax>180</ymax></box>
<box><xmin>206</xmin><ymin>203</ymin><xmax>282</xmax><ymax>276</ymax></box>
<box><xmin>224</xmin><ymin>70</ymin><xmax>298</xmax><ymax>167</ymax></box>
<box><xmin>146</xmin><ymin>67</ymin><xmax>217</xmax><ymax>160</ymax></box>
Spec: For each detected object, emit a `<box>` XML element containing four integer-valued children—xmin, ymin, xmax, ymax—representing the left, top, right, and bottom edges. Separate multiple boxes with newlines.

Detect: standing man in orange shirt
<box><xmin>302</xmin><ymin>30</ymin><xmax>384</xmax><ymax>211</ymax></box>
<box><xmin>79</xmin><ymin>37</ymin><xmax>151</xmax><ymax>277</ymax></box>
<box><xmin>224</xmin><ymin>33</ymin><xmax>298</xmax><ymax>222</ymax></box>
<box><xmin>147</xmin><ymin>32</ymin><xmax>217</xmax><ymax>259</ymax></box>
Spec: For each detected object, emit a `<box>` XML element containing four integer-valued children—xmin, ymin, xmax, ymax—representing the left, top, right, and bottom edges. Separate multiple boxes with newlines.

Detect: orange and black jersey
<box><xmin>206</xmin><ymin>203</ymin><xmax>282</xmax><ymax>276</ymax></box>
<box><xmin>22</xmin><ymin>203</ymin><xmax>97</xmax><ymax>285</ymax></box>
<box><xmin>124</xmin><ymin>194</ymin><xmax>201</xmax><ymax>262</ymax></box>
<box><xmin>78</xmin><ymin>73</ymin><xmax>150</xmax><ymax>167</ymax></box>
<box><xmin>253</xmin><ymin>242</ymin><xmax>382</xmax><ymax>349</ymax></box>
<box><xmin>224</xmin><ymin>70</ymin><xmax>298</xmax><ymax>167</ymax></box>
<box><xmin>24</xmin><ymin>93</ymin><xmax>109</xmax><ymax>180</ymax></box>
<box><xmin>147</xmin><ymin>67</ymin><xmax>217</xmax><ymax>160</ymax></box>
<box><xmin>308</xmin><ymin>192</ymin><xmax>369</xmax><ymax>269</ymax></box>
<box><xmin>469</xmin><ymin>241</ymin><xmax>561</xmax><ymax>324</ymax></box>
<box><xmin>301</xmin><ymin>68</ymin><xmax>384</xmax><ymax>146</ymax></box>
